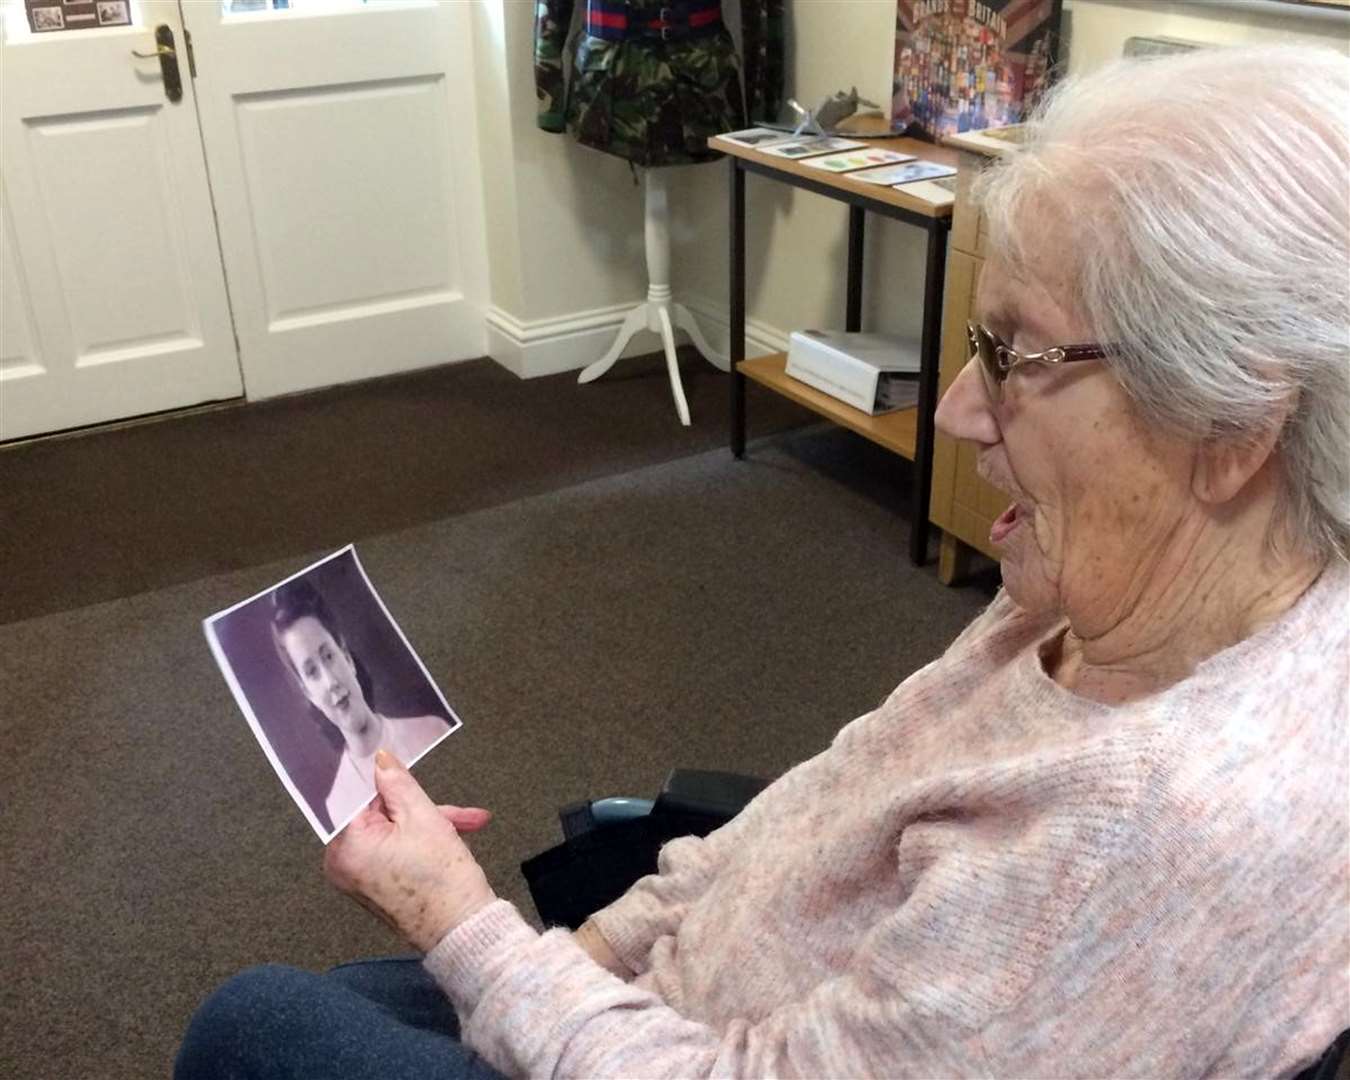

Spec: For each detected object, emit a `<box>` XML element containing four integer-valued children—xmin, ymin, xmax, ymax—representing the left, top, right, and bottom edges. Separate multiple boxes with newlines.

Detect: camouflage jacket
<box><xmin>534</xmin><ymin>0</ymin><xmax>784</xmax><ymax>168</ymax></box>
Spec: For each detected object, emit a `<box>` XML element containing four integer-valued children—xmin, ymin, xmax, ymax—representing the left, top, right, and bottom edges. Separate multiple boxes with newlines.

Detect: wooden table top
<box><xmin>707</xmin><ymin>123</ymin><xmax>961</xmax><ymax>220</ymax></box>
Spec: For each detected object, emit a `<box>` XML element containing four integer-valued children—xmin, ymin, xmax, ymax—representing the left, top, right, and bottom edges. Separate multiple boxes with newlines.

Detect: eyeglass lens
<box><xmin>968</xmin><ymin>324</ymin><xmax>1004</xmax><ymax>402</ymax></box>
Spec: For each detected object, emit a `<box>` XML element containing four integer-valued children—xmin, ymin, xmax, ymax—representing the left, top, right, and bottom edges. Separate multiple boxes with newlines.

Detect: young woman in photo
<box><xmin>271</xmin><ymin>579</ymin><xmax>449</xmax><ymax>829</ymax></box>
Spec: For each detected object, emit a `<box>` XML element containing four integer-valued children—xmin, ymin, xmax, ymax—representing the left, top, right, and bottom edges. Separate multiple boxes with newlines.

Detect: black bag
<box><xmin>520</xmin><ymin>769</ymin><xmax>768</xmax><ymax>929</ymax></box>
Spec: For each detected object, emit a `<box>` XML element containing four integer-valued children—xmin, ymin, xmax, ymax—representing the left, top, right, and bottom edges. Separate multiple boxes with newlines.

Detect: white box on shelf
<box><xmin>785</xmin><ymin>330</ymin><xmax>922</xmax><ymax>416</ymax></box>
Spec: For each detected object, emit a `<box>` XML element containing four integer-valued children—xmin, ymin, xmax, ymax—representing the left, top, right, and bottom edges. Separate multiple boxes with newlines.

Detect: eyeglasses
<box><xmin>967</xmin><ymin>322</ymin><xmax>1115</xmax><ymax>403</ymax></box>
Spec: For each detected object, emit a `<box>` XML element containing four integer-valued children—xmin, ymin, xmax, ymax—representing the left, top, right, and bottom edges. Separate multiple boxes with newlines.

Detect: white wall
<box><xmin>470</xmin><ymin>0</ymin><xmax>526</xmax><ymax>317</ymax></box>
<box><xmin>669</xmin><ymin>0</ymin><xmax>932</xmax><ymax>357</ymax></box>
<box><xmin>1063</xmin><ymin>0</ymin><xmax>1350</xmax><ymax>74</ymax></box>
<box><xmin>475</xmin><ymin>0</ymin><xmax>1349</xmax><ymax>376</ymax></box>
<box><xmin>668</xmin><ymin>0</ymin><xmax>1350</xmax><ymax>357</ymax></box>
<box><xmin>500</xmin><ymin>0</ymin><xmax>646</xmax><ymax>321</ymax></box>
<box><xmin>472</xmin><ymin>0</ymin><xmax>651</xmax><ymax>377</ymax></box>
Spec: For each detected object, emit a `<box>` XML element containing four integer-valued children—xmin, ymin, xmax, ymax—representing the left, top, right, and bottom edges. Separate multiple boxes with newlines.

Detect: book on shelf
<box><xmin>785</xmin><ymin>330</ymin><xmax>921</xmax><ymax>416</ymax></box>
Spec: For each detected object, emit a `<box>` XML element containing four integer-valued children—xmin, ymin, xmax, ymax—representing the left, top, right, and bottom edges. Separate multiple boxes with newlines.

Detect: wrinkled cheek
<box><xmin>997</xmin><ymin>509</ymin><xmax>1060</xmax><ymax>614</ymax></box>
<box><xmin>1054</xmin><ymin>497</ymin><xmax>1133</xmax><ymax>622</ymax></box>
<box><xmin>1029</xmin><ymin>508</ymin><xmax>1065</xmax><ymax>581</ymax></box>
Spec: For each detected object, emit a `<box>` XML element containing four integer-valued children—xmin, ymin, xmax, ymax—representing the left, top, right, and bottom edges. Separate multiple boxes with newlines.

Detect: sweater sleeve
<box><xmin>582</xmin><ymin>719</ymin><xmax>872</xmax><ymax>975</ymax></box>
<box><xmin>423</xmin><ymin>720</ymin><xmax>1164</xmax><ymax>1078</ymax></box>
<box><xmin>426</xmin><ymin>897</ymin><xmax>991</xmax><ymax>1079</ymax></box>
<box><xmin>562</xmin><ymin>604</ymin><xmax>1017</xmax><ymax>978</ymax></box>
<box><xmin>583</xmin><ymin>814</ymin><xmax>745</xmax><ymax>975</ymax></box>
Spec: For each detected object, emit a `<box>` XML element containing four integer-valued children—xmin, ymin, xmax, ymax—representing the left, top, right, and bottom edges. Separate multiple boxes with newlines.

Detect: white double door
<box><xmin>0</xmin><ymin>0</ymin><xmax>486</xmax><ymax>441</ymax></box>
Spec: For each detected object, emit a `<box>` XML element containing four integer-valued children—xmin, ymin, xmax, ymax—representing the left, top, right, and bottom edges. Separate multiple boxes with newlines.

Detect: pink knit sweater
<box><xmin>426</xmin><ymin>563</ymin><xmax>1350</xmax><ymax>1078</ymax></box>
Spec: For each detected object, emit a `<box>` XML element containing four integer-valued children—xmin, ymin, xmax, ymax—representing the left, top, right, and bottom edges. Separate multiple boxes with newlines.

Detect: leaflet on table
<box><xmin>801</xmin><ymin>147</ymin><xmax>917</xmax><ymax>173</ymax></box>
<box><xmin>850</xmin><ymin>160</ymin><xmax>957</xmax><ymax>185</ymax></box>
<box><xmin>760</xmin><ymin>136</ymin><xmax>869</xmax><ymax>160</ymax></box>
<box><xmin>895</xmin><ymin>176</ymin><xmax>957</xmax><ymax>207</ymax></box>
<box><xmin>719</xmin><ymin>126</ymin><xmax>798</xmax><ymax>149</ymax></box>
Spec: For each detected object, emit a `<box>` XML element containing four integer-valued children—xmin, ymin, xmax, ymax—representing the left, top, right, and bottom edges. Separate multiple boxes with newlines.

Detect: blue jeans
<box><xmin>174</xmin><ymin>958</ymin><xmax>507</xmax><ymax>1079</ymax></box>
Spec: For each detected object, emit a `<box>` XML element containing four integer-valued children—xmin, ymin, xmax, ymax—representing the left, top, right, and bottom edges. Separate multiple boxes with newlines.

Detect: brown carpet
<box><xmin>0</xmin><ymin>353</ymin><xmax>995</xmax><ymax>1079</ymax></box>
<box><xmin>0</xmin><ymin>350</ymin><xmax>812</xmax><ymax>626</ymax></box>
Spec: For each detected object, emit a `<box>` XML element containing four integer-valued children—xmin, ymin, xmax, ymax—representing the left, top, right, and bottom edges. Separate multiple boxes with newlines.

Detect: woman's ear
<box><xmin>1191</xmin><ymin>424</ymin><xmax>1282</xmax><ymax>506</ymax></box>
<box><xmin>1193</xmin><ymin>387</ymin><xmax>1296</xmax><ymax>506</ymax></box>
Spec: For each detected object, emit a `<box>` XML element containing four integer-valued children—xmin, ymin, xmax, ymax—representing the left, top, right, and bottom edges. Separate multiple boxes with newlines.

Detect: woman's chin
<box><xmin>998</xmin><ymin>555</ymin><xmax>1059</xmax><ymax>616</ymax></box>
<box><xmin>325</xmin><ymin>710</ymin><xmax>361</xmax><ymax>737</ymax></box>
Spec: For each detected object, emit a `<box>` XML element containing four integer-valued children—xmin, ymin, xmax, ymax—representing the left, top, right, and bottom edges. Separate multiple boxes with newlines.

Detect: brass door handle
<box><xmin>131</xmin><ymin>25</ymin><xmax>182</xmax><ymax>103</ymax></box>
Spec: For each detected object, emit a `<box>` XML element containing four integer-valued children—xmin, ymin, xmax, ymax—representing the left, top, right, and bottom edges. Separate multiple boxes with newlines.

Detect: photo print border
<box><xmin>203</xmin><ymin>544</ymin><xmax>462</xmax><ymax>843</ymax></box>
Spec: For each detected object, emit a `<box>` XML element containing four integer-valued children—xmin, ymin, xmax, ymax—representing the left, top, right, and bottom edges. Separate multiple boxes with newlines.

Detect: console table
<box><xmin>712</xmin><ymin>129</ymin><xmax>959</xmax><ymax>565</ymax></box>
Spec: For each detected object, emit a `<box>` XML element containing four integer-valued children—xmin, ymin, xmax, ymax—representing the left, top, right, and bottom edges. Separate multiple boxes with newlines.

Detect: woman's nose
<box><xmin>935</xmin><ymin>358</ymin><xmax>1001</xmax><ymax>446</ymax></box>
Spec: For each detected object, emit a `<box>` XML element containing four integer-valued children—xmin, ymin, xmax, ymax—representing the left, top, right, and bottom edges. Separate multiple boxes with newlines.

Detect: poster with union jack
<box><xmin>891</xmin><ymin>0</ymin><xmax>1063</xmax><ymax>139</ymax></box>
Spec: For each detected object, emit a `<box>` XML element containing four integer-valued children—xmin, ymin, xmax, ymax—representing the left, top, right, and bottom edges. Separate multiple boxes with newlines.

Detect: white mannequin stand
<box><xmin>577</xmin><ymin>168</ymin><xmax>728</xmax><ymax>426</ymax></box>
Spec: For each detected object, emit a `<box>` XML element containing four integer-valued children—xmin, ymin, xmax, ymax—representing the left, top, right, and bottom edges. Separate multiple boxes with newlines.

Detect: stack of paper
<box><xmin>785</xmin><ymin>330</ymin><xmax>922</xmax><ymax>416</ymax></box>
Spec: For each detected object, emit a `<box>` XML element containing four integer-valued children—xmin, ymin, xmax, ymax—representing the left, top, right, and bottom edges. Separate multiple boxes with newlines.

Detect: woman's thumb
<box><xmin>373</xmin><ymin>749</ymin><xmax>431</xmax><ymax>821</ymax></box>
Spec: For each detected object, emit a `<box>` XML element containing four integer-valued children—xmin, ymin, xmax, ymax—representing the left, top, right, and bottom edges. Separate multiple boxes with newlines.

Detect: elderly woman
<box><xmin>177</xmin><ymin>44</ymin><xmax>1348</xmax><ymax>1079</ymax></box>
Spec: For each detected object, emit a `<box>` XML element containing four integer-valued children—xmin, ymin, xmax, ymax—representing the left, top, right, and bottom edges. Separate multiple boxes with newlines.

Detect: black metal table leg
<box><xmin>846</xmin><ymin>206</ymin><xmax>865</xmax><ymax>332</ymax></box>
<box><xmin>730</xmin><ymin>161</ymin><xmax>747</xmax><ymax>458</ymax></box>
<box><xmin>908</xmin><ymin>220</ymin><xmax>949</xmax><ymax>565</ymax></box>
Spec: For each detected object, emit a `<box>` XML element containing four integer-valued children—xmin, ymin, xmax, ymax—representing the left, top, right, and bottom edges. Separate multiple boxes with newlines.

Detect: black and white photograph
<box><xmin>203</xmin><ymin>545</ymin><xmax>460</xmax><ymax>843</ymax></box>
<box><xmin>30</xmin><ymin>5</ymin><xmax>65</xmax><ymax>29</ymax></box>
<box><xmin>95</xmin><ymin>0</ymin><xmax>129</xmax><ymax>25</ymax></box>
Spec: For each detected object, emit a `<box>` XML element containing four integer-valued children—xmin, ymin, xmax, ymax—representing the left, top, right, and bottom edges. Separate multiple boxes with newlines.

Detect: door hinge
<box><xmin>184</xmin><ymin>28</ymin><xmax>198</xmax><ymax>78</ymax></box>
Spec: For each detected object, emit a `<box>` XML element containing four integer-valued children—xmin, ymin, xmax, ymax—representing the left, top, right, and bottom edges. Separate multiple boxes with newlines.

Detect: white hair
<box><xmin>975</xmin><ymin>45</ymin><xmax>1350</xmax><ymax>560</ymax></box>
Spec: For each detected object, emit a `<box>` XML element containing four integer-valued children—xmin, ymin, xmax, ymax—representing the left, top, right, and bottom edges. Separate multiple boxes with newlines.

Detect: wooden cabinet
<box><xmin>929</xmin><ymin>128</ymin><xmax>1022</xmax><ymax>584</ymax></box>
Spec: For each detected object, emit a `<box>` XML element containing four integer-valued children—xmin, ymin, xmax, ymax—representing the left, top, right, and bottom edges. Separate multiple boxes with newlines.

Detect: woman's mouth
<box><xmin>990</xmin><ymin>502</ymin><xmax>1026</xmax><ymax>544</ymax></box>
<box><xmin>333</xmin><ymin>692</ymin><xmax>350</xmax><ymax>712</ymax></box>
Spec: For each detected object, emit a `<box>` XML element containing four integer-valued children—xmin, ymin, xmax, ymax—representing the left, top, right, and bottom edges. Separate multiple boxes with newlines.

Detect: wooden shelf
<box><xmin>739</xmin><ymin>353</ymin><xmax>918</xmax><ymax>460</ymax></box>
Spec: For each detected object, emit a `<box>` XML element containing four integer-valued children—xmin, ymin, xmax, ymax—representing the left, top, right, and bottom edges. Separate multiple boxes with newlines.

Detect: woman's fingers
<box><xmin>348</xmin><ymin>793</ymin><xmax>488</xmax><ymax>832</ymax></box>
<box><xmin>439</xmin><ymin>805</ymin><xmax>493</xmax><ymax>833</ymax></box>
<box><xmin>344</xmin><ymin>795</ymin><xmax>389</xmax><ymax>833</ymax></box>
<box><xmin>324</xmin><ymin>788</ymin><xmax>498</xmax><ymax>951</ymax></box>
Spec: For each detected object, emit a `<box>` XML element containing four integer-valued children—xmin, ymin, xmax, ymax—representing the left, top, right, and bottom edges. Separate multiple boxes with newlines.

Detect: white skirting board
<box><xmin>487</xmin><ymin>297</ymin><xmax>787</xmax><ymax>380</ymax></box>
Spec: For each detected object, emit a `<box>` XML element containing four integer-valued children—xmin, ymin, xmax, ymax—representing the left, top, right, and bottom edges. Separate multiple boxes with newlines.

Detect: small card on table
<box><xmin>851</xmin><ymin>159</ymin><xmax>957</xmax><ymax>186</ymax></box>
<box><xmin>760</xmin><ymin>136</ymin><xmax>869</xmax><ymax>160</ymax></box>
<box><xmin>801</xmin><ymin>147</ymin><xmax>916</xmax><ymax>173</ymax></box>
<box><xmin>719</xmin><ymin>126</ymin><xmax>796</xmax><ymax>149</ymax></box>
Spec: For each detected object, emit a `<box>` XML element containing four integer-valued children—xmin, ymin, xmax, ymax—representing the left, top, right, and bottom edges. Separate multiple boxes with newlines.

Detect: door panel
<box><xmin>1</xmin><ymin>190</ymin><xmax>43</xmax><ymax>384</ymax></box>
<box><xmin>0</xmin><ymin>5</ymin><xmax>243</xmax><ymax>440</ymax></box>
<box><xmin>235</xmin><ymin>76</ymin><xmax>457</xmax><ymax>325</ymax></box>
<box><xmin>27</xmin><ymin>107</ymin><xmax>202</xmax><ymax>360</ymax></box>
<box><xmin>184</xmin><ymin>2</ymin><xmax>487</xmax><ymax>399</ymax></box>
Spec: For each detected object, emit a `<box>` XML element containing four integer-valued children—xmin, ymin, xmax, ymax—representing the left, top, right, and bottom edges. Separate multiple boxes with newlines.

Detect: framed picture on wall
<box><xmin>891</xmin><ymin>0</ymin><xmax>1065</xmax><ymax>140</ymax></box>
<box><xmin>25</xmin><ymin>0</ymin><xmax>127</xmax><ymax>32</ymax></box>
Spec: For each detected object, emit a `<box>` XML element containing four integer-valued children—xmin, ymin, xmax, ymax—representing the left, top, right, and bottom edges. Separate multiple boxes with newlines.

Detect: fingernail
<box><xmin>375</xmin><ymin>749</ymin><xmax>395</xmax><ymax>770</ymax></box>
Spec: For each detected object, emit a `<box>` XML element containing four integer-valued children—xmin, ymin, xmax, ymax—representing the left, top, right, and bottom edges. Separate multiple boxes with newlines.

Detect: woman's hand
<box><xmin>324</xmin><ymin>749</ymin><xmax>497</xmax><ymax>953</ymax></box>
